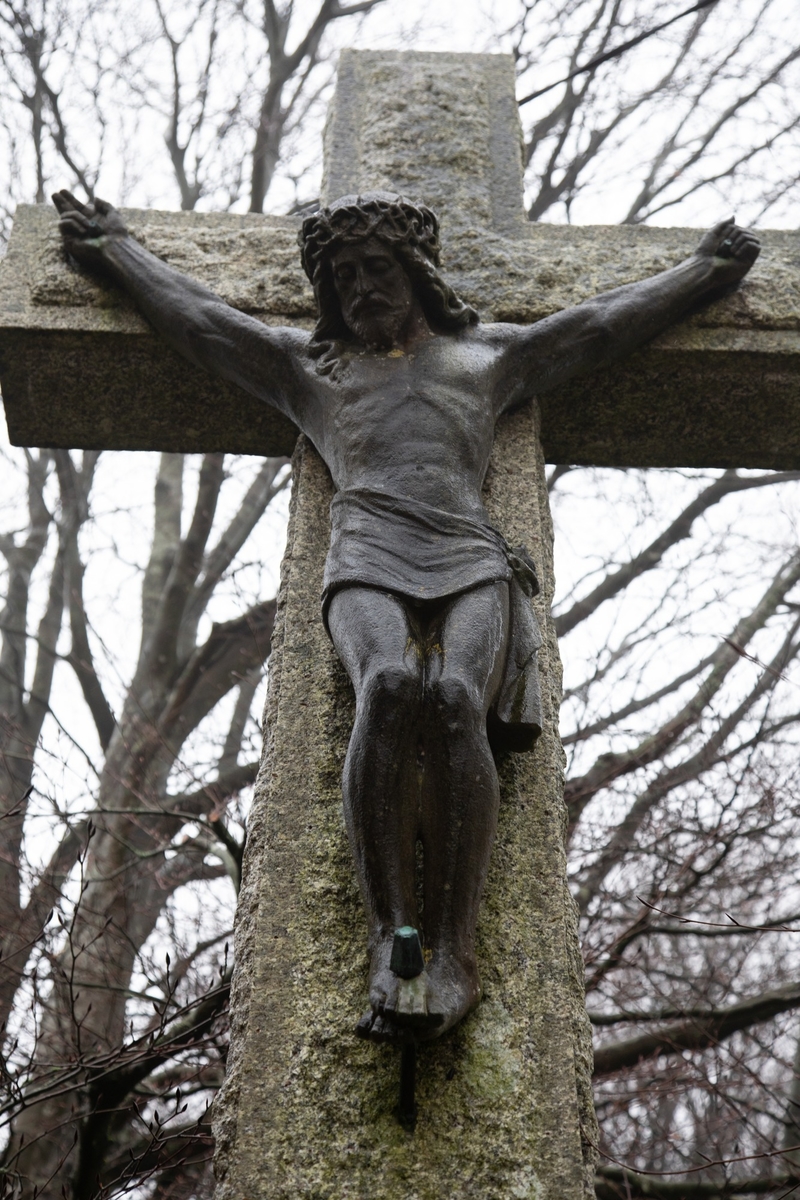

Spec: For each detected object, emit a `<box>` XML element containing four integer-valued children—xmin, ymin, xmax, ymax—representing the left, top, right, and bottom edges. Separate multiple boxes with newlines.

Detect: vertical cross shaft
<box><xmin>322</xmin><ymin>51</ymin><xmax>527</xmax><ymax>238</ymax></box>
<box><xmin>213</xmin><ymin>52</ymin><xmax>597</xmax><ymax>1200</ymax></box>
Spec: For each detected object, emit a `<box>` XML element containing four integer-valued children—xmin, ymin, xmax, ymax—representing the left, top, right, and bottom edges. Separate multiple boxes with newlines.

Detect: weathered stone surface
<box><xmin>213</xmin><ymin>408</ymin><xmax>596</xmax><ymax>1200</ymax></box>
<box><xmin>322</xmin><ymin>51</ymin><xmax>527</xmax><ymax>240</ymax></box>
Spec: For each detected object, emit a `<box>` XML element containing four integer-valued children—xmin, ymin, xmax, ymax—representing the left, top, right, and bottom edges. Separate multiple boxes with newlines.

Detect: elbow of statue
<box><xmin>590</xmin><ymin>312</ymin><xmax>616</xmax><ymax>352</ymax></box>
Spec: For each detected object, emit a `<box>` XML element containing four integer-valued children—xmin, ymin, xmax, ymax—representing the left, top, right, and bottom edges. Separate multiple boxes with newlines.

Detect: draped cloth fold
<box><xmin>322</xmin><ymin>488</ymin><xmax>543</xmax><ymax>750</ymax></box>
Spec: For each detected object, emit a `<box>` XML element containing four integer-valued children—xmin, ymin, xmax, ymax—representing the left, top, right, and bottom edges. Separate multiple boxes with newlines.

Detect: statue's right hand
<box><xmin>51</xmin><ymin>190</ymin><xmax>128</xmax><ymax>267</ymax></box>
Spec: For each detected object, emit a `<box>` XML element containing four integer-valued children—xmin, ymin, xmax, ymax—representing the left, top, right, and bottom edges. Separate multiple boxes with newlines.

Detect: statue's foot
<box><xmin>416</xmin><ymin>949</ymin><xmax>481</xmax><ymax>1040</ymax></box>
<box><xmin>355</xmin><ymin>938</ymin><xmax>481</xmax><ymax>1043</ymax></box>
<box><xmin>355</xmin><ymin>1007</ymin><xmax>423</xmax><ymax>1042</ymax></box>
<box><xmin>355</xmin><ymin>933</ymin><xmax>443</xmax><ymax>1043</ymax></box>
<box><xmin>355</xmin><ymin>988</ymin><xmax>444</xmax><ymax>1042</ymax></box>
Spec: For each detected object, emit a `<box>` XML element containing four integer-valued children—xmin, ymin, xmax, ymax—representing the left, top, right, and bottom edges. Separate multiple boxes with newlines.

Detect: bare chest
<box><xmin>310</xmin><ymin>336</ymin><xmax>501</xmax><ymax>487</ymax></box>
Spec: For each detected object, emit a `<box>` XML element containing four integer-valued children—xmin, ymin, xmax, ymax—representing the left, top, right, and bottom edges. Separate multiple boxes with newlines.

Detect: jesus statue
<box><xmin>53</xmin><ymin>187</ymin><xmax>759</xmax><ymax>1045</ymax></box>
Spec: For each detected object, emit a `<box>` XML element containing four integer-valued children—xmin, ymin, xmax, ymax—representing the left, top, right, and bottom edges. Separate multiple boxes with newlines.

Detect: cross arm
<box><xmin>53</xmin><ymin>193</ymin><xmax>312</xmax><ymax>432</ymax></box>
<box><xmin>3</xmin><ymin>204</ymin><xmax>799</xmax><ymax>468</ymax></box>
<box><xmin>495</xmin><ymin>220</ymin><xmax>760</xmax><ymax>411</ymax></box>
<box><xmin>0</xmin><ymin>204</ymin><xmax>312</xmax><ymax>456</ymax></box>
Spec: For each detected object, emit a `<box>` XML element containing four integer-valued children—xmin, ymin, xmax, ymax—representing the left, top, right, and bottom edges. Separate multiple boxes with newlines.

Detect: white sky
<box><xmin>23</xmin><ymin>0</ymin><xmax>795</xmax><ymax>229</ymax></box>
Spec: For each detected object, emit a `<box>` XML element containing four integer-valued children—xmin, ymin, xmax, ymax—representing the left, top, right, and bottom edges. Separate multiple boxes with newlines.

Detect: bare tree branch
<box><xmin>566</xmin><ymin>549</ymin><xmax>800</xmax><ymax>827</ymax></box>
<box><xmin>593</xmin><ymin>981</ymin><xmax>800</xmax><ymax>1077</ymax></box>
<box><xmin>576</xmin><ymin>616</ymin><xmax>800</xmax><ymax>911</ymax></box>
<box><xmin>596</xmin><ymin>1164</ymin><xmax>800</xmax><ymax>1198</ymax></box>
<box><xmin>55</xmin><ymin>452</ymin><xmax>116</xmax><ymax>751</ymax></box>
<box><xmin>555</xmin><ymin>472</ymin><xmax>800</xmax><ymax>638</ymax></box>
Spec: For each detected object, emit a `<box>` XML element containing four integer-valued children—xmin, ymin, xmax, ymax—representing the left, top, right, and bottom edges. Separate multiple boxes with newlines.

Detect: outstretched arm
<box><xmin>52</xmin><ymin>191</ymin><xmax>309</xmax><ymax>424</ymax></box>
<box><xmin>495</xmin><ymin>219</ymin><xmax>760</xmax><ymax>411</ymax></box>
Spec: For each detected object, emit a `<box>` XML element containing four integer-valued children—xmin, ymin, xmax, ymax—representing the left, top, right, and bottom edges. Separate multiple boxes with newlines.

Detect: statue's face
<box><xmin>330</xmin><ymin>236</ymin><xmax>415</xmax><ymax>347</ymax></box>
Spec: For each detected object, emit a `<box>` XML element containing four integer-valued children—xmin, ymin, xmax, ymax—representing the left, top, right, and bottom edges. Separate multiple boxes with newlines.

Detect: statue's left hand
<box><xmin>52</xmin><ymin>190</ymin><xmax>129</xmax><ymax>269</ymax></box>
<box><xmin>694</xmin><ymin>217</ymin><xmax>761</xmax><ymax>285</ymax></box>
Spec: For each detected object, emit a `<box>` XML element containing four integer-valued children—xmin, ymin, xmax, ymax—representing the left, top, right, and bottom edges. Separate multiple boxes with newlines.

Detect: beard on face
<box><xmin>346</xmin><ymin>302</ymin><xmax>408</xmax><ymax>347</ymax></box>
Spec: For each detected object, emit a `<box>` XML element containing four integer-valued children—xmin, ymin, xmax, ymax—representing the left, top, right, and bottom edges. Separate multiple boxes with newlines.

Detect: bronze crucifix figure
<box><xmin>52</xmin><ymin>187</ymin><xmax>759</xmax><ymax>1048</ymax></box>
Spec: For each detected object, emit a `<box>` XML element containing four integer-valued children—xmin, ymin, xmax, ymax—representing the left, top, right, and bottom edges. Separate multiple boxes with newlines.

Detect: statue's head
<box><xmin>298</xmin><ymin>192</ymin><xmax>477</xmax><ymax>359</ymax></box>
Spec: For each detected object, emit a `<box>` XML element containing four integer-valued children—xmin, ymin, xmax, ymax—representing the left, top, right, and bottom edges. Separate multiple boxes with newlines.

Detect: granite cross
<box><xmin>2</xmin><ymin>50</ymin><xmax>799</xmax><ymax>1200</ymax></box>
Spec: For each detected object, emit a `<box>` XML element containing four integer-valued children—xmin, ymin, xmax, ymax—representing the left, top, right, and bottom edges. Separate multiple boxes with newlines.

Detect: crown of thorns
<box><xmin>299</xmin><ymin>193</ymin><xmax>441</xmax><ymax>282</ymax></box>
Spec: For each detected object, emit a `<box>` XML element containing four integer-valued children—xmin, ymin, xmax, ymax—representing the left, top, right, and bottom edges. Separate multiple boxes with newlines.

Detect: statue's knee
<box><xmin>364</xmin><ymin>662</ymin><xmax>420</xmax><ymax>713</ymax></box>
<box><xmin>429</xmin><ymin>676</ymin><xmax>481</xmax><ymax>732</ymax></box>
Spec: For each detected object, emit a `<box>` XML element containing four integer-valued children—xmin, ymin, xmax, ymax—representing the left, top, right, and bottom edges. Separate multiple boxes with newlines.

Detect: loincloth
<box><xmin>322</xmin><ymin>488</ymin><xmax>543</xmax><ymax>751</ymax></box>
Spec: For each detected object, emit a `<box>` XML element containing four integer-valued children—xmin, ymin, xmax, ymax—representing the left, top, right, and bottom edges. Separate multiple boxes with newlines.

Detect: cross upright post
<box><xmin>2</xmin><ymin>48</ymin><xmax>799</xmax><ymax>1200</ymax></box>
<box><xmin>213</xmin><ymin>52</ymin><xmax>598</xmax><ymax>1200</ymax></box>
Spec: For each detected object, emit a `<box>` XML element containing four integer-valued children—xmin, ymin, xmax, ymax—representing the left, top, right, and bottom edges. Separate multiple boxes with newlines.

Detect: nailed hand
<box><xmin>695</xmin><ymin>216</ymin><xmax>761</xmax><ymax>285</ymax></box>
<box><xmin>52</xmin><ymin>190</ymin><xmax>128</xmax><ymax>267</ymax></box>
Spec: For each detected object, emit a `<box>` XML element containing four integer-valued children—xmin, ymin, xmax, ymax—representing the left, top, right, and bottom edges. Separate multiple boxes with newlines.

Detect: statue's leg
<box><xmin>327</xmin><ymin>585</ymin><xmax>433</xmax><ymax>1039</ymax></box>
<box><xmin>419</xmin><ymin>579</ymin><xmax>510</xmax><ymax>1036</ymax></box>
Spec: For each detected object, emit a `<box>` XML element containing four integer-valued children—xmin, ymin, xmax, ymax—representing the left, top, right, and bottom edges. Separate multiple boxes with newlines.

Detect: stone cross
<box><xmin>2</xmin><ymin>50</ymin><xmax>799</xmax><ymax>1200</ymax></box>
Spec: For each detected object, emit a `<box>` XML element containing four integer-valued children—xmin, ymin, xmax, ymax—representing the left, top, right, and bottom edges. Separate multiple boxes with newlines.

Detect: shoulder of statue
<box><xmin>266</xmin><ymin>324</ymin><xmax>313</xmax><ymax>357</ymax></box>
<box><xmin>470</xmin><ymin>321</ymin><xmax>528</xmax><ymax>348</ymax></box>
